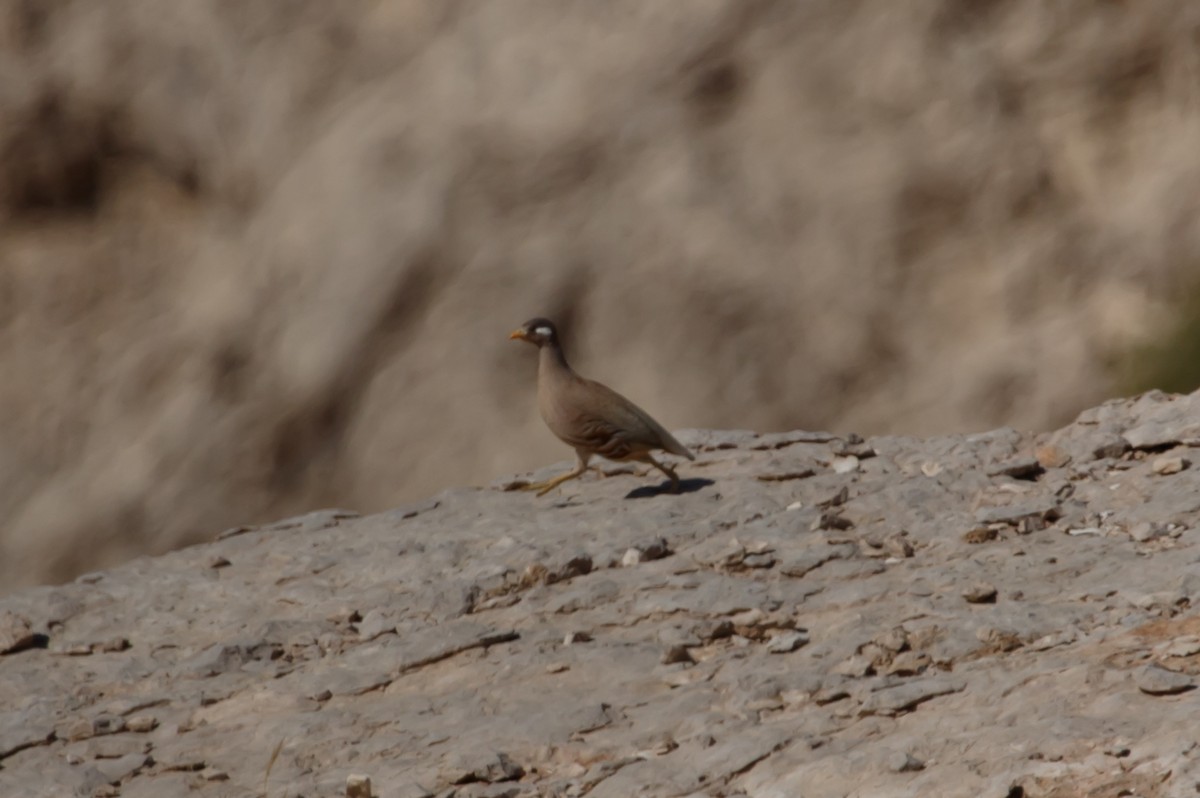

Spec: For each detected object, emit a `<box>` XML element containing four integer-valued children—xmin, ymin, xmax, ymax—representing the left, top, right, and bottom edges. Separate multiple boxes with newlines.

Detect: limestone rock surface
<box><xmin>4</xmin><ymin>391</ymin><xmax>1200</xmax><ymax>796</ymax></box>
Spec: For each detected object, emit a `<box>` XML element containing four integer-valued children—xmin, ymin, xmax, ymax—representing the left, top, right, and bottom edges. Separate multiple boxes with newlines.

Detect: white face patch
<box><xmin>534</xmin><ymin>326</ymin><xmax>552</xmax><ymax>337</ymax></box>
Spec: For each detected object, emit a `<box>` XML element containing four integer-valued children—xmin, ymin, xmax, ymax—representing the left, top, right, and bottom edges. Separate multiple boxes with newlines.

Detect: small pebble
<box><xmin>766</xmin><ymin>631</ymin><xmax>810</xmax><ymax>654</ymax></box>
<box><xmin>661</xmin><ymin>645</ymin><xmax>694</xmax><ymax>665</ymax></box>
<box><xmin>887</xmin><ymin>751</ymin><xmax>925</xmax><ymax>773</ymax></box>
<box><xmin>874</xmin><ymin>628</ymin><xmax>908</xmax><ymax>653</ymax></box>
<box><xmin>1128</xmin><ymin>522</ymin><xmax>1169</xmax><ymax>543</ymax></box>
<box><xmin>0</xmin><ymin>611</ymin><xmax>38</xmax><ymax>655</ymax></box>
<box><xmin>885</xmin><ymin>650</ymin><xmax>931</xmax><ymax>676</ymax></box>
<box><xmin>962</xmin><ymin>527</ymin><xmax>998</xmax><ymax>544</ymax></box>
<box><xmin>201</xmin><ymin>767</ymin><xmax>229</xmax><ymax>781</ymax></box>
<box><xmin>63</xmin><ymin>718</ymin><xmax>94</xmax><ymax>741</ymax></box>
<box><xmin>346</xmin><ymin>774</ymin><xmax>373</xmax><ymax>798</ymax></box>
<box><xmin>1136</xmin><ymin>664</ymin><xmax>1195</xmax><ymax>696</ymax></box>
<box><xmin>831</xmin><ymin>455</ymin><xmax>860</xmax><ymax>474</ymax></box>
<box><xmin>833</xmin><ymin>655</ymin><xmax>874</xmax><ymax>678</ymax></box>
<box><xmin>126</xmin><ymin>715</ymin><xmax>158</xmax><ymax>733</ymax></box>
<box><xmin>886</xmin><ymin>535</ymin><xmax>914</xmax><ymax>559</ymax></box>
<box><xmin>1151</xmin><ymin>456</ymin><xmax>1189</xmax><ymax>476</ymax></box>
<box><xmin>1035</xmin><ymin>444</ymin><xmax>1071</xmax><ymax>468</ymax></box>
<box><xmin>1093</xmin><ymin>440</ymin><xmax>1130</xmax><ymax>460</ymax></box>
<box><xmin>1104</xmin><ymin>741</ymin><xmax>1131</xmax><ymax>758</ymax></box>
<box><xmin>963</xmin><ymin>582</ymin><xmax>998</xmax><ymax>604</ymax></box>
<box><xmin>357</xmin><ymin>609</ymin><xmax>397</xmax><ymax>642</ymax></box>
<box><xmin>696</xmin><ymin>619</ymin><xmax>735</xmax><ymax>642</ymax></box>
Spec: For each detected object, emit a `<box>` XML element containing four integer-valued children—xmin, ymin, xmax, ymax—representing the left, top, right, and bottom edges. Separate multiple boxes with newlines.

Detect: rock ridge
<box><xmin>3</xmin><ymin>390</ymin><xmax>1200</xmax><ymax>796</ymax></box>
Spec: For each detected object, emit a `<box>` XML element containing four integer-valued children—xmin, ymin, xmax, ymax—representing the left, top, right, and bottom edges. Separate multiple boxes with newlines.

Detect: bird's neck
<box><xmin>538</xmin><ymin>342</ymin><xmax>574</xmax><ymax>379</ymax></box>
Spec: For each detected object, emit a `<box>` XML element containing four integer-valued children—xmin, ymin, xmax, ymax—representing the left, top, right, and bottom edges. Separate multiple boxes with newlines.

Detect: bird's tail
<box><xmin>664</xmin><ymin>433</ymin><xmax>695</xmax><ymax>461</ymax></box>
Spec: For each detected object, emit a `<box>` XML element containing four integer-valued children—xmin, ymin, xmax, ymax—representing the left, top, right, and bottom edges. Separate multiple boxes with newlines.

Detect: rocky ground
<box><xmin>4</xmin><ymin>390</ymin><xmax>1200</xmax><ymax>797</ymax></box>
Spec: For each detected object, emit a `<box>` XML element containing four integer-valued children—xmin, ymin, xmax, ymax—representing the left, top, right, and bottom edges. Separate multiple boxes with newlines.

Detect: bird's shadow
<box><xmin>624</xmin><ymin>477</ymin><xmax>715</xmax><ymax>500</ymax></box>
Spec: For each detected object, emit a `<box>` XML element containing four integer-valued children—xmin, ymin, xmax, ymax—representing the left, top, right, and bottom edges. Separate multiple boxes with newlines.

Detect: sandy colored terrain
<box><xmin>2</xmin><ymin>1</ymin><xmax>1199</xmax><ymax>588</ymax></box>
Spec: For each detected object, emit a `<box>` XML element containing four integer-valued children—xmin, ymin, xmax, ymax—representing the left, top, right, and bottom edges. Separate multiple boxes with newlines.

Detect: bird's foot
<box><xmin>516</xmin><ymin>480</ymin><xmax>553</xmax><ymax>495</ymax></box>
<box><xmin>520</xmin><ymin>474</ymin><xmax>580</xmax><ymax>497</ymax></box>
<box><xmin>659</xmin><ymin>465</ymin><xmax>682</xmax><ymax>494</ymax></box>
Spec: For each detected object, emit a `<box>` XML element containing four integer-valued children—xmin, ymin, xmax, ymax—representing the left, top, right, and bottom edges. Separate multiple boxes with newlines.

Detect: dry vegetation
<box><xmin>2</xmin><ymin>0</ymin><xmax>1199</xmax><ymax>589</ymax></box>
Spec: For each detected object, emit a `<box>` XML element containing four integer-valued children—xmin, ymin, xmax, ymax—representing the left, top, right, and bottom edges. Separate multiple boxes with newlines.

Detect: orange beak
<box><xmin>509</xmin><ymin>328</ymin><xmax>528</xmax><ymax>341</ymax></box>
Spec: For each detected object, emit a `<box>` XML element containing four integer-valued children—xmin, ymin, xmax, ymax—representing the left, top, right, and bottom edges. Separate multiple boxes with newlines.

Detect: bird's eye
<box><xmin>534</xmin><ymin>327</ymin><xmax>552</xmax><ymax>337</ymax></box>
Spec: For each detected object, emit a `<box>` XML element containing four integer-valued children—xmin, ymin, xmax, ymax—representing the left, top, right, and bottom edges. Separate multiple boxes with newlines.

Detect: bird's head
<box><xmin>509</xmin><ymin>317</ymin><xmax>559</xmax><ymax>347</ymax></box>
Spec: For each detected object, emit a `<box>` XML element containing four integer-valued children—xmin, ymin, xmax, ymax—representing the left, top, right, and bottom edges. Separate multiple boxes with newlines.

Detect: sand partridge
<box><xmin>509</xmin><ymin>317</ymin><xmax>694</xmax><ymax>496</ymax></box>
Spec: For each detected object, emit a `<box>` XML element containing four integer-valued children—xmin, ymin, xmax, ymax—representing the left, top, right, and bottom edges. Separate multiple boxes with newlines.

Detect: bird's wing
<box><xmin>569</xmin><ymin>377</ymin><xmax>694</xmax><ymax>460</ymax></box>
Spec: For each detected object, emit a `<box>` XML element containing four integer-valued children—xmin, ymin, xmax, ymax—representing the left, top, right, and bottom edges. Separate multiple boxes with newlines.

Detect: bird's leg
<box><xmin>532</xmin><ymin>466</ymin><xmax>586</xmax><ymax>497</ymax></box>
<box><xmin>645</xmin><ymin>455</ymin><xmax>681</xmax><ymax>493</ymax></box>
<box><xmin>522</xmin><ymin>452</ymin><xmax>590</xmax><ymax>497</ymax></box>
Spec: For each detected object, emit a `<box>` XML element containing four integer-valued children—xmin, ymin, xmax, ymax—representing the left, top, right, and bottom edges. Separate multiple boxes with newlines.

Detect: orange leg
<box><xmin>521</xmin><ymin>451</ymin><xmax>591</xmax><ymax>497</ymax></box>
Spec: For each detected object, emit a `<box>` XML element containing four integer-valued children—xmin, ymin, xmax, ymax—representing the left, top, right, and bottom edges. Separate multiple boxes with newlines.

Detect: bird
<box><xmin>509</xmin><ymin>317</ymin><xmax>694</xmax><ymax>497</ymax></box>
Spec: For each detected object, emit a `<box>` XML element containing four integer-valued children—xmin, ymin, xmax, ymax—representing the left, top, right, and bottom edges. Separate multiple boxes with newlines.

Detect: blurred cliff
<box><xmin>2</xmin><ymin>0</ymin><xmax>1198</xmax><ymax>589</ymax></box>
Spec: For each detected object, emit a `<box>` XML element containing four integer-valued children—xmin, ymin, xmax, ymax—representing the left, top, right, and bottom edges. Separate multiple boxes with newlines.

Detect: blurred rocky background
<box><xmin>2</xmin><ymin>0</ymin><xmax>1199</xmax><ymax>590</ymax></box>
